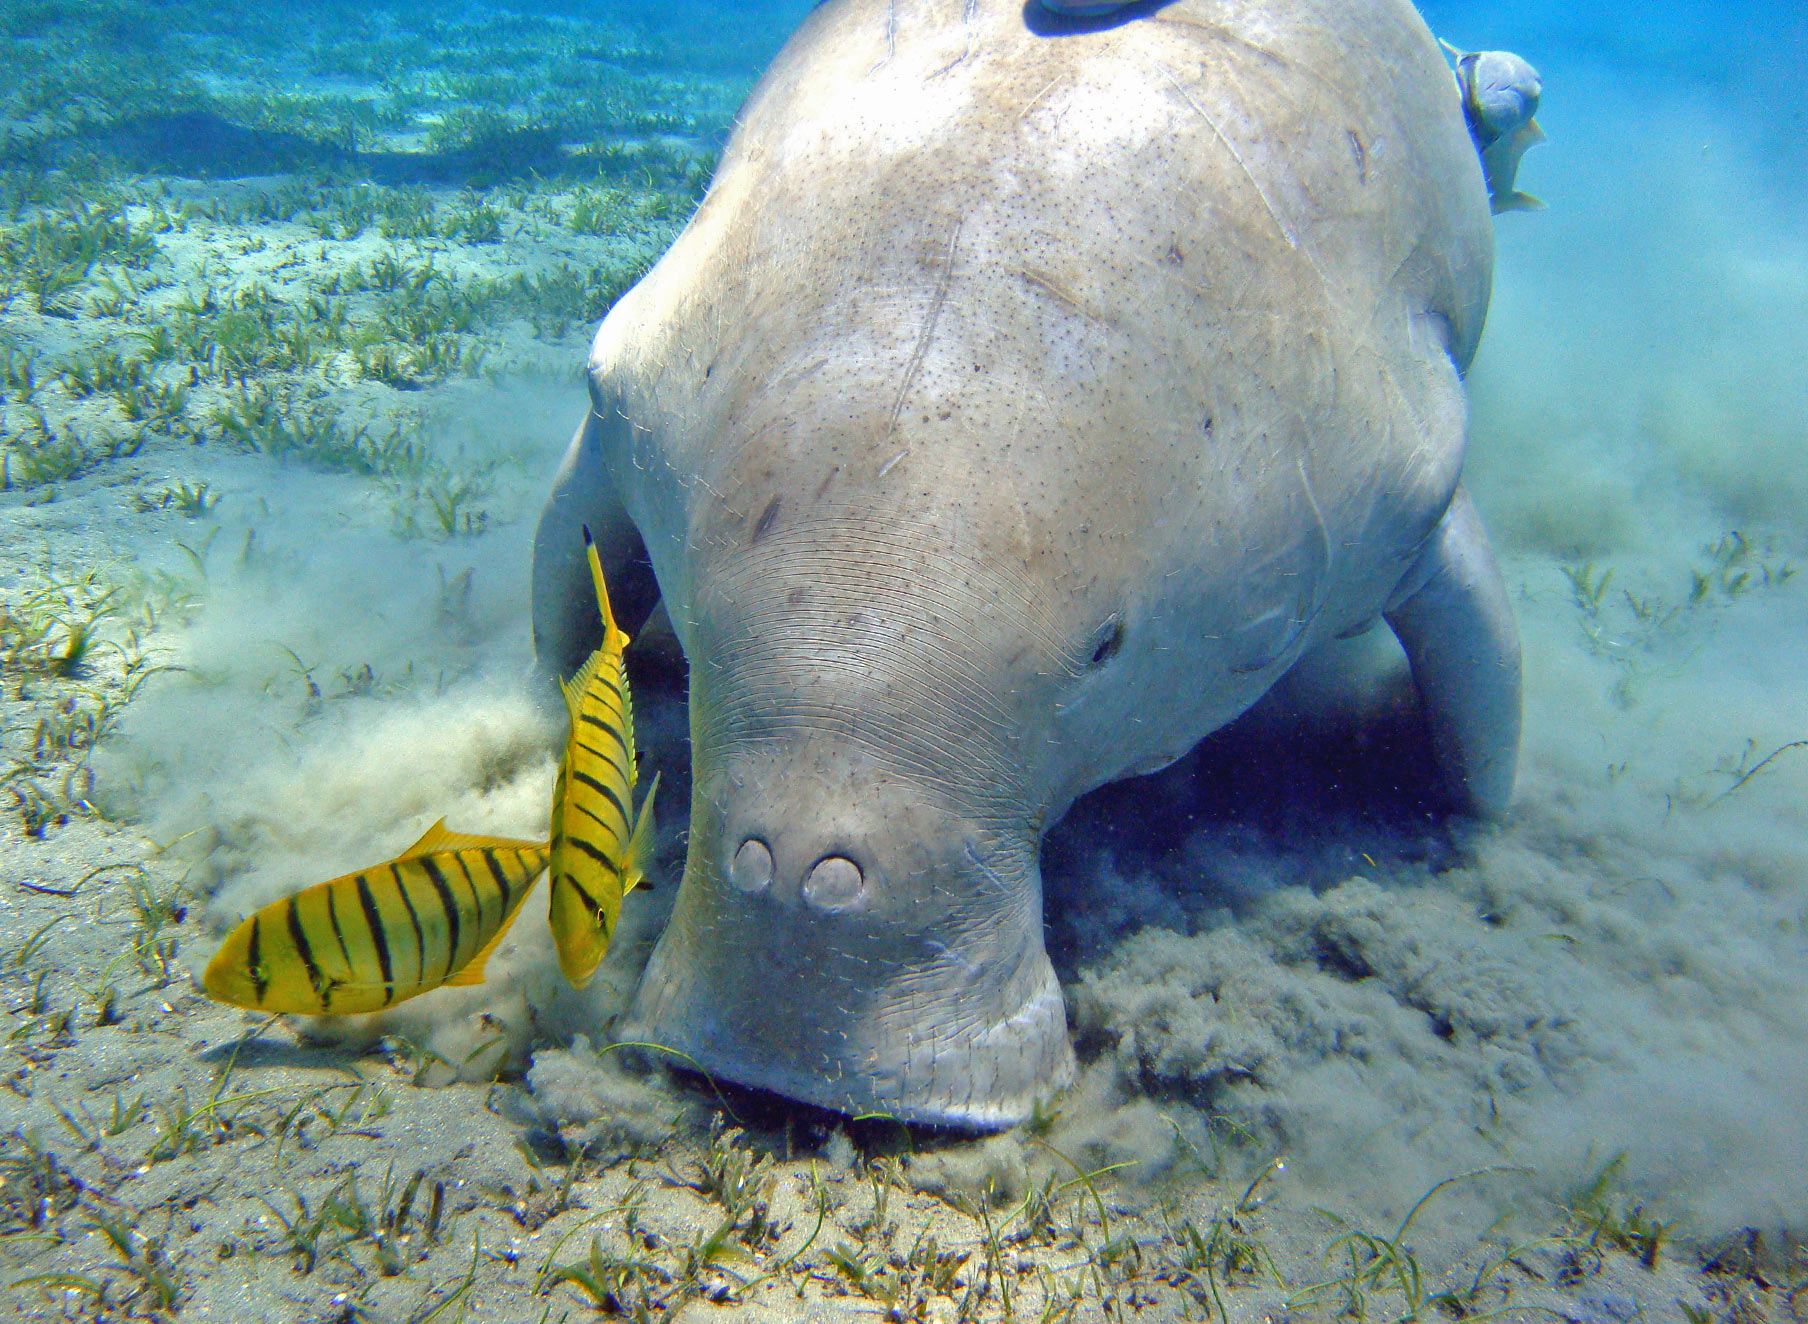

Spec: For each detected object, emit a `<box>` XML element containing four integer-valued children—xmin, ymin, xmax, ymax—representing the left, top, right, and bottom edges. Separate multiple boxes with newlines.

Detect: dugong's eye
<box><xmin>1087</xmin><ymin>615</ymin><xmax>1125</xmax><ymax>668</ymax></box>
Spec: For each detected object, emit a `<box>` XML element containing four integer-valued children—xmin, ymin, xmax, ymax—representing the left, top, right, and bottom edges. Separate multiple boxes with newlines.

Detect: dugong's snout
<box><xmin>619</xmin><ymin>740</ymin><xmax>1076</xmax><ymax>1129</ymax></box>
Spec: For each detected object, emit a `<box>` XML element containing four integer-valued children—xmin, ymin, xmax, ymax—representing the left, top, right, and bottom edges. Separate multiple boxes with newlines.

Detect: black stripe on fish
<box><xmin>569</xmin><ymin>798</ymin><xmax>623</xmax><ymax>836</ymax></box>
<box><xmin>452</xmin><ymin>851</ymin><xmax>484</xmax><ymax>917</ymax></box>
<box><xmin>570</xmin><ymin>769</ymin><xmax>629</xmax><ymax>825</ymax></box>
<box><xmin>285</xmin><ymin>897</ymin><xmax>327</xmax><ymax>1007</ymax></box>
<box><xmin>566</xmin><ymin>834</ymin><xmax>623</xmax><ymax>876</ymax></box>
<box><xmin>355</xmin><ymin>874</ymin><xmax>393</xmax><ymax>992</ymax></box>
<box><xmin>391</xmin><ymin>864</ymin><xmax>426</xmax><ymax>989</ymax></box>
<box><xmin>421</xmin><ymin>856</ymin><xmax>462</xmax><ymax>982</ymax></box>
<box><xmin>560</xmin><ymin>874</ymin><xmax>609</xmax><ymax>928</ymax></box>
<box><xmin>449</xmin><ymin>851</ymin><xmax>488</xmax><ymax>936</ymax></box>
<box><xmin>326</xmin><ymin>884</ymin><xmax>355</xmax><ymax>975</ymax></box>
<box><xmin>578</xmin><ymin>711</ymin><xmax>628</xmax><ymax>753</ymax></box>
<box><xmin>480</xmin><ymin>849</ymin><xmax>512</xmax><ymax>904</ymax></box>
<box><xmin>248</xmin><ymin>912</ymin><xmax>268</xmax><ymax>1004</ymax></box>
<box><xmin>574</xmin><ymin>737</ymin><xmax>628</xmax><ymax>775</ymax></box>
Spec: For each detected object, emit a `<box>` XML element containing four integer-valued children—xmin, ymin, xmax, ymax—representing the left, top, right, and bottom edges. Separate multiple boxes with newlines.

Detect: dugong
<box><xmin>532</xmin><ymin>0</ymin><xmax>1521</xmax><ymax>1128</ymax></box>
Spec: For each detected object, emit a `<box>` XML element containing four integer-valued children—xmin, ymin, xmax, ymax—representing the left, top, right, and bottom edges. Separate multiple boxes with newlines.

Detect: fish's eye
<box><xmin>1087</xmin><ymin>615</ymin><xmax>1124</xmax><ymax>668</ymax></box>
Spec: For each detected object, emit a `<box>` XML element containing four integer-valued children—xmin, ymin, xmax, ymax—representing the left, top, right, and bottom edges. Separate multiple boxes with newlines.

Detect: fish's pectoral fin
<box><xmin>623</xmin><ymin>771</ymin><xmax>661</xmax><ymax>896</ymax></box>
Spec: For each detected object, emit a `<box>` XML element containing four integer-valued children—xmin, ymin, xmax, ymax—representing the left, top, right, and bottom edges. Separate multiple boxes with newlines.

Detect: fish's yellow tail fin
<box><xmin>582</xmin><ymin>524</ymin><xmax>630</xmax><ymax>654</ymax></box>
<box><xmin>1492</xmin><ymin>190</ymin><xmax>1546</xmax><ymax>214</ymax></box>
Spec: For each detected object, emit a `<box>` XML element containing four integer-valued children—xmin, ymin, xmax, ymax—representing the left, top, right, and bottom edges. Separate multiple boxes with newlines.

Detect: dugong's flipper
<box><xmin>1384</xmin><ymin>488</ymin><xmax>1522</xmax><ymax>816</ymax></box>
<box><xmin>1442</xmin><ymin>41</ymin><xmax>1546</xmax><ymax>215</ymax></box>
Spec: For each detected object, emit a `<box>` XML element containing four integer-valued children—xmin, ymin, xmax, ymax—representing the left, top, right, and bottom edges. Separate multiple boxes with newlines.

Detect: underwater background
<box><xmin>1</xmin><ymin>0</ymin><xmax>1803</xmax><ymax>1319</ymax></box>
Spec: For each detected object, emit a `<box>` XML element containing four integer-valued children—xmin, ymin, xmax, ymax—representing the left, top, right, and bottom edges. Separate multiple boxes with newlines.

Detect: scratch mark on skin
<box><xmin>871</xmin><ymin>0</ymin><xmax>897</xmax><ymax>73</ymax></box>
<box><xmin>928</xmin><ymin>0</ymin><xmax>982</xmax><ymax>79</ymax></box>
<box><xmin>1296</xmin><ymin>454</ymin><xmax>1333</xmax><ymax>632</ymax></box>
<box><xmin>928</xmin><ymin>47</ymin><xmax>972</xmax><ymax>79</ymax></box>
<box><xmin>924</xmin><ymin>937</ymin><xmax>983</xmax><ymax>980</ymax></box>
<box><xmin>888</xmin><ymin>217</ymin><xmax>964</xmax><ymax>437</ymax></box>
<box><xmin>1146</xmin><ymin>58</ymin><xmax>1299</xmax><ymax>251</ymax></box>
<box><xmin>1150</xmin><ymin>12</ymin><xmax>1288</xmax><ymax>69</ymax></box>
<box><xmin>1017</xmin><ymin>74</ymin><xmax>1067</xmax><ymax>124</ymax></box>
<box><xmin>1018</xmin><ymin>266</ymin><xmax>1100</xmax><ymax>322</ymax></box>
<box><xmin>964</xmin><ymin>840</ymin><xmax>1012</xmax><ymax>893</ymax></box>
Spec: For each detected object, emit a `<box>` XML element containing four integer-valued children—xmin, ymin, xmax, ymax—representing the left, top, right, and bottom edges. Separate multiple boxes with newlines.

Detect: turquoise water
<box><xmin>2</xmin><ymin>1</ymin><xmax>1803</xmax><ymax>1316</ymax></box>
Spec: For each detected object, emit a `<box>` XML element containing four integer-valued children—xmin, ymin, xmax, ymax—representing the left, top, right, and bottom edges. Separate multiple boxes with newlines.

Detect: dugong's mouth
<box><xmin>618</xmin><ymin>806</ymin><xmax>1075</xmax><ymax>1128</ymax></box>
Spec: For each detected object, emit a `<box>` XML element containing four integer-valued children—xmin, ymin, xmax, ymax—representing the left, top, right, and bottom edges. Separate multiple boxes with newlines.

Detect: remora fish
<box><xmin>546</xmin><ymin>524</ymin><xmax>658</xmax><ymax>989</ymax></box>
<box><xmin>1444</xmin><ymin>41</ymin><xmax>1547</xmax><ymax>214</ymax></box>
<box><xmin>203</xmin><ymin>823</ymin><xmax>549</xmax><ymax>1014</ymax></box>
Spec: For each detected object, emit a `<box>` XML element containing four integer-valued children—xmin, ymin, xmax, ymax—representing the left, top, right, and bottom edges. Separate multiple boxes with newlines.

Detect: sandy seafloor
<box><xmin>1</xmin><ymin>0</ymin><xmax>1804</xmax><ymax>1319</ymax></box>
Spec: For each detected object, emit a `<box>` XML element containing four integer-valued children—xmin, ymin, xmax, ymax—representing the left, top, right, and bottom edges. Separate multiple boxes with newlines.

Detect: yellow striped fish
<box><xmin>202</xmin><ymin>823</ymin><xmax>549</xmax><ymax>1015</ymax></box>
<box><xmin>546</xmin><ymin>524</ymin><xmax>658</xmax><ymax>989</ymax></box>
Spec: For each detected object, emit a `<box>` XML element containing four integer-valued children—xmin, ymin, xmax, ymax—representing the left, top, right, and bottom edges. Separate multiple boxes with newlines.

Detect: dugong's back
<box><xmin>600</xmin><ymin>0</ymin><xmax>1493</xmax><ymax>666</ymax></box>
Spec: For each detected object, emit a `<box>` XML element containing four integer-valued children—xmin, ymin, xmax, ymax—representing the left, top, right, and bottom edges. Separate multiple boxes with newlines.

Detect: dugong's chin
<box><xmin>616</xmin><ymin>875</ymin><xmax>1077</xmax><ymax>1131</ymax></box>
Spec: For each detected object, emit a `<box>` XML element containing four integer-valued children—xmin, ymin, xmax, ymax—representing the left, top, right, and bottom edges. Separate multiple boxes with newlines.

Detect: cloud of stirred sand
<box><xmin>105</xmin><ymin>25</ymin><xmax>1808</xmax><ymax>1251</ymax></box>
<box><xmin>99</xmin><ymin>383</ymin><xmax>653</xmax><ymax>1078</ymax></box>
<box><xmin>1035</xmin><ymin>36</ymin><xmax>1808</xmax><ymax>1240</ymax></box>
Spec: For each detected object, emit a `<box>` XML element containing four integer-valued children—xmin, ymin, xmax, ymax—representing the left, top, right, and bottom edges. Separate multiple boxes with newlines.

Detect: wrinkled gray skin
<box><xmin>532</xmin><ymin>0</ymin><xmax>1521</xmax><ymax>1129</ymax></box>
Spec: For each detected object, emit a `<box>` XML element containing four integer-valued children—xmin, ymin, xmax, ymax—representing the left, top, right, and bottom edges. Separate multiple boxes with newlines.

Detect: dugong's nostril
<box><xmin>802</xmin><ymin>856</ymin><xmax>864</xmax><ymax>912</ymax></box>
<box><xmin>730</xmin><ymin>839</ymin><xmax>774</xmax><ymax>894</ymax></box>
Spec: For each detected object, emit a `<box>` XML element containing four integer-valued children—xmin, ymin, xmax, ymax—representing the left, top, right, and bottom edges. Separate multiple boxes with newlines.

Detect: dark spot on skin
<box><xmin>1202</xmin><ymin>416</ymin><xmax>1213</xmax><ymax>437</ymax></box>
<box><xmin>751</xmin><ymin>495</ymin><xmax>781</xmax><ymax>544</ymax></box>
<box><xmin>938</xmin><ymin>408</ymin><xmax>952</xmax><ymax>421</ymax></box>
<box><xmin>1087</xmin><ymin>615</ymin><xmax>1124</xmax><ymax>668</ymax></box>
<box><xmin>814</xmin><ymin>466</ymin><xmax>839</xmax><ymax>501</ymax></box>
<box><xmin>787</xmin><ymin>586</ymin><xmax>809</xmax><ymax>607</ymax></box>
<box><xmin>1347</xmin><ymin>129</ymin><xmax>1368</xmax><ymax>185</ymax></box>
<box><xmin>1164</xmin><ymin>241</ymin><xmax>1184</xmax><ymax>266</ymax></box>
<box><xmin>704</xmin><ymin>359</ymin><xmax>715</xmax><ymax>379</ymax></box>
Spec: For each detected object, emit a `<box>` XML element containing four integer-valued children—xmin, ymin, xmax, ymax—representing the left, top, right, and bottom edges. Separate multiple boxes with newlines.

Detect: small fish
<box><xmin>546</xmin><ymin>524</ymin><xmax>659</xmax><ymax>989</ymax></box>
<box><xmin>203</xmin><ymin>822</ymin><xmax>549</xmax><ymax>1015</ymax></box>
<box><xmin>1443</xmin><ymin>41</ymin><xmax>1547</xmax><ymax>215</ymax></box>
